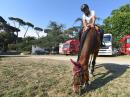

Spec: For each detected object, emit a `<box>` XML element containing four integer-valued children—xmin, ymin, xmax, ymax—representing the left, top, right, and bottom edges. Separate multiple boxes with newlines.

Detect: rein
<box><xmin>73</xmin><ymin>67</ymin><xmax>83</xmax><ymax>86</ymax></box>
<box><xmin>73</xmin><ymin>66</ymin><xmax>87</xmax><ymax>86</ymax></box>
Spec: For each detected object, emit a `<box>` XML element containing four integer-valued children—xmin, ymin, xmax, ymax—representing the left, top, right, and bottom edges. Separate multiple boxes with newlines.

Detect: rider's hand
<box><xmin>84</xmin><ymin>27</ymin><xmax>87</xmax><ymax>31</ymax></box>
<box><xmin>87</xmin><ymin>24</ymin><xmax>94</xmax><ymax>28</ymax></box>
<box><xmin>90</xmin><ymin>24</ymin><xmax>94</xmax><ymax>28</ymax></box>
<box><xmin>84</xmin><ymin>27</ymin><xmax>89</xmax><ymax>31</ymax></box>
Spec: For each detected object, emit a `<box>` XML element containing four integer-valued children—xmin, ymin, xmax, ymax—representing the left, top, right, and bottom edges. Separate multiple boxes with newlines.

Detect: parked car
<box><xmin>119</xmin><ymin>35</ymin><xmax>130</xmax><ymax>55</ymax></box>
<box><xmin>62</xmin><ymin>39</ymin><xmax>79</xmax><ymax>55</ymax></box>
<box><xmin>32</xmin><ymin>45</ymin><xmax>49</xmax><ymax>55</ymax></box>
<box><xmin>35</xmin><ymin>49</ymin><xmax>49</xmax><ymax>55</ymax></box>
<box><xmin>112</xmin><ymin>48</ymin><xmax>121</xmax><ymax>56</ymax></box>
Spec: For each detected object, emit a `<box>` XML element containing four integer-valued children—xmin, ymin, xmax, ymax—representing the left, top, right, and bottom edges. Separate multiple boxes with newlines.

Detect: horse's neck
<box><xmin>78</xmin><ymin>28</ymin><xmax>95</xmax><ymax>66</ymax></box>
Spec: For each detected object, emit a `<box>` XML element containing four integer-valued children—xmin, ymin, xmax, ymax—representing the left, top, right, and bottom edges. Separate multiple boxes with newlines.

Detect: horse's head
<box><xmin>70</xmin><ymin>59</ymin><xmax>84</xmax><ymax>93</ymax></box>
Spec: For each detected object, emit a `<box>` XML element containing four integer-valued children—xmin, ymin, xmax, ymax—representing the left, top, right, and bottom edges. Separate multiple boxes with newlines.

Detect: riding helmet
<box><xmin>81</xmin><ymin>4</ymin><xmax>89</xmax><ymax>12</ymax></box>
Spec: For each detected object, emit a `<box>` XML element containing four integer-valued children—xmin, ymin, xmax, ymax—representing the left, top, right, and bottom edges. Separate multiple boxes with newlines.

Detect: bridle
<box><xmin>73</xmin><ymin>66</ymin><xmax>87</xmax><ymax>87</ymax></box>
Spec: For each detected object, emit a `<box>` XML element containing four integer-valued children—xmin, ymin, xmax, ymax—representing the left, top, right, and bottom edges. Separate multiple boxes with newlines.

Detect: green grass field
<box><xmin>0</xmin><ymin>57</ymin><xmax>130</xmax><ymax>97</ymax></box>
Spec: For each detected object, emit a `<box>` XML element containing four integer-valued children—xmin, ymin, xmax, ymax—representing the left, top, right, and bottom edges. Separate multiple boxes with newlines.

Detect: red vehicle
<box><xmin>119</xmin><ymin>35</ymin><xmax>130</xmax><ymax>54</ymax></box>
<box><xmin>63</xmin><ymin>39</ymin><xmax>79</xmax><ymax>55</ymax></box>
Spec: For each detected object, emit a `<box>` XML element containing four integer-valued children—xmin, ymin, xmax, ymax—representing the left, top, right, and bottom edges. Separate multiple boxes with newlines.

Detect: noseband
<box><xmin>73</xmin><ymin>66</ymin><xmax>87</xmax><ymax>86</ymax></box>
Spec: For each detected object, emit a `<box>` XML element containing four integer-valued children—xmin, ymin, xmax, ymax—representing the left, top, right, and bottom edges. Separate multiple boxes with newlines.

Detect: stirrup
<box><xmin>100</xmin><ymin>44</ymin><xmax>105</xmax><ymax>47</ymax></box>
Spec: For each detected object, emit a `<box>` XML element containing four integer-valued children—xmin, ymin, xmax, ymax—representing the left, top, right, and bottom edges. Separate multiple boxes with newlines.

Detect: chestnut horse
<box><xmin>71</xmin><ymin>26</ymin><xmax>100</xmax><ymax>94</ymax></box>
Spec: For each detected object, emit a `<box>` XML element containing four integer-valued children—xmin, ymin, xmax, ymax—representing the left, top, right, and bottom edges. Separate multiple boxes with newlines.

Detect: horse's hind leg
<box><xmin>90</xmin><ymin>51</ymin><xmax>98</xmax><ymax>76</ymax></box>
<box><xmin>88</xmin><ymin>54</ymin><xmax>93</xmax><ymax>77</ymax></box>
<box><xmin>91</xmin><ymin>59</ymin><xmax>96</xmax><ymax>75</ymax></box>
<box><xmin>92</xmin><ymin>51</ymin><xmax>99</xmax><ymax>74</ymax></box>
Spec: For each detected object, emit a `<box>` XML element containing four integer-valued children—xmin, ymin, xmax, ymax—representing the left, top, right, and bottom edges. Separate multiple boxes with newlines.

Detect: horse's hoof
<box><xmin>79</xmin><ymin>88</ymin><xmax>82</xmax><ymax>95</ymax></box>
<box><xmin>74</xmin><ymin>89</ymin><xmax>82</xmax><ymax>96</ymax></box>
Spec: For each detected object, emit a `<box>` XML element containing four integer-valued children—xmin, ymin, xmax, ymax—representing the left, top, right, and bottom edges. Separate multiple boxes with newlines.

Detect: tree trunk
<box><xmin>13</xmin><ymin>21</ymin><xmax>16</xmax><ymax>27</ymax></box>
<box><xmin>36</xmin><ymin>31</ymin><xmax>40</xmax><ymax>38</ymax></box>
<box><xmin>24</xmin><ymin>26</ymin><xmax>29</xmax><ymax>38</ymax></box>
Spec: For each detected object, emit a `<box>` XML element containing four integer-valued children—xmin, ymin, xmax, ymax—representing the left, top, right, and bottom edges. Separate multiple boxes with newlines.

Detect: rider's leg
<box><xmin>95</xmin><ymin>25</ymin><xmax>105</xmax><ymax>47</ymax></box>
<box><xmin>100</xmin><ymin>29</ymin><xmax>105</xmax><ymax>47</ymax></box>
<box><xmin>78</xmin><ymin>28</ymin><xmax>83</xmax><ymax>42</ymax></box>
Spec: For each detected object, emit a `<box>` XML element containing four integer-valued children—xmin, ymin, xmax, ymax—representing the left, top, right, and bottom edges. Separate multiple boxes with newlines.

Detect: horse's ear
<box><xmin>70</xmin><ymin>59</ymin><xmax>81</xmax><ymax>68</ymax></box>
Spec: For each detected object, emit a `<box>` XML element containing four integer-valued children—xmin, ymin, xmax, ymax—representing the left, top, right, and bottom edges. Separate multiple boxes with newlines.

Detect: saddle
<box><xmin>79</xmin><ymin>25</ymin><xmax>100</xmax><ymax>42</ymax></box>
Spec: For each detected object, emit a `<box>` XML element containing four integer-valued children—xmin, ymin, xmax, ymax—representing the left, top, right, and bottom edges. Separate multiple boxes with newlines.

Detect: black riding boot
<box><xmin>100</xmin><ymin>29</ymin><xmax>105</xmax><ymax>47</ymax></box>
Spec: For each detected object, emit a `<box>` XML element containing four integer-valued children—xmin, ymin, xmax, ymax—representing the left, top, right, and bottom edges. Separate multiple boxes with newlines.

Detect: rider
<box><xmin>80</xmin><ymin>4</ymin><xmax>104</xmax><ymax>47</ymax></box>
<box><xmin>70</xmin><ymin>4</ymin><xmax>105</xmax><ymax>65</ymax></box>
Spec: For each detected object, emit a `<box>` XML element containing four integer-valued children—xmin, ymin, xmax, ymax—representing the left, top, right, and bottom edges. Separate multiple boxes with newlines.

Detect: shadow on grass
<box><xmin>89</xmin><ymin>63</ymin><xmax>129</xmax><ymax>91</ymax></box>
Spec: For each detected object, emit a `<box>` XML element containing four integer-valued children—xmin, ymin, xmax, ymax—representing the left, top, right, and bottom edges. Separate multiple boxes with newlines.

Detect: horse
<box><xmin>70</xmin><ymin>26</ymin><xmax>101</xmax><ymax>94</ymax></box>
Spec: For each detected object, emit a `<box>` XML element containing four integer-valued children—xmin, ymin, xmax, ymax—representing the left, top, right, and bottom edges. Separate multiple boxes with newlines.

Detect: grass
<box><xmin>0</xmin><ymin>56</ymin><xmax>130</xmax><ymax>97</ymax></box>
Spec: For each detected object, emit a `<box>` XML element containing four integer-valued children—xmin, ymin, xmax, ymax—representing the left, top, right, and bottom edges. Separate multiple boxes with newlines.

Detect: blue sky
<box><xmin>0</xmin><ymin>0</ymin><xmax>129</xmax><ymax>37</ymax></box>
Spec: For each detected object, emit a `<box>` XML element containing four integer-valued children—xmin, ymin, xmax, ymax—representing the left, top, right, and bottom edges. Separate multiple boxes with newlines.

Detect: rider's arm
<box><xmin>82</xmin><ymin>19</ymin><xmax>88</xmax><ymax>31</ymax></box>
<box><xmin>88</xmin><ymin>11</ymin><xmax>96</xmax><ymax>27</ymax></box>
<box><xmin>86</xmin><ymin>16</ymin><xmax>96</xmax><ymax>28</ymax></box>
<box><xmin>91</xmin><ymin>15</ymin><xmax>96</xmax><ymax>25</ymax></box>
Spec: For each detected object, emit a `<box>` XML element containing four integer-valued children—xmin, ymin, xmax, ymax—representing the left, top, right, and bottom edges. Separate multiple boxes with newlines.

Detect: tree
<box><xmin>0</xmin><ymin>31</ymin><xmax>17</xmax><ymax>51</ymax></box>
<box><xmin>16</xmin><ymin>36</ymin><xmax>36</xmax><ymax>51</ymax></box>
<box><xmin>15</xmin><ymin>18</ymin><xmax>26</xmax><ymax>28</ymax></box>
<box><xmin>0</xmin><ymin>16</ymin><xmax>7</xmax><ymax>30</ymax></box>
<box><xmin>8</xmin><ymin>17</ymin><xmax>16</xmax><ymax>27</ymax></box>
<box><xmin>0</xmin><ymin>16</ymin><xmax>20</xmax><ymax>51</ymax></box>
<box><xmin>100</xmin><ymin>16</ymin><xmax>112</xmax><ymax>33</ymax></box>
<box><xmin>73</xmin><ymin>17</ymin><xmax>82</xmax><ymax>27</ymax></box>
<box><xmin>36</xmin><ymin>21</ymin><xmax>66</xmax><ymax>51</ymax></box>
<box><xmin>44</xmin><ymin>28</ymin><xmax>51</xmax><ymax>33</ymax></box>
<box><xmin>0</xmin><ymin>16</ymin><xmax>20</xmax><ymax>33</ymax></box>
<box><xmin>47</xmin><ymin>21</ymin><xmax>65</xmax><ymax>47</ymax></box>
<box><xmin>64</xmin><ymin>27</ymin><xmax>80</xmax><ymax>40</ymax></box>
<box><xmin>0</xmin><ymin>16</ymin><xmax>7</xmax><ymax>24</ymax></box>
<box><xmin>34</xmin><ymin>27</ymin><xmax>43</xmax><ymax>38</ymax></box>
<box><xmin>24</xmin><ymin>22</ymin><xmax>34</xmax><ymax>38</ymax></box>
<box><xmin>102</xmin><ymin>4</ymin><xmax>130</xmax><ymax>47</ymax></box>
<box><xmin>3</xmin><ymin>24</ymin><xmax>20</xmax><ymax>33</ymax></box>
<box><xmin>11</xmin><ymin>18</ymin><xmax>26</xmax><ymax>38</ymax></box>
